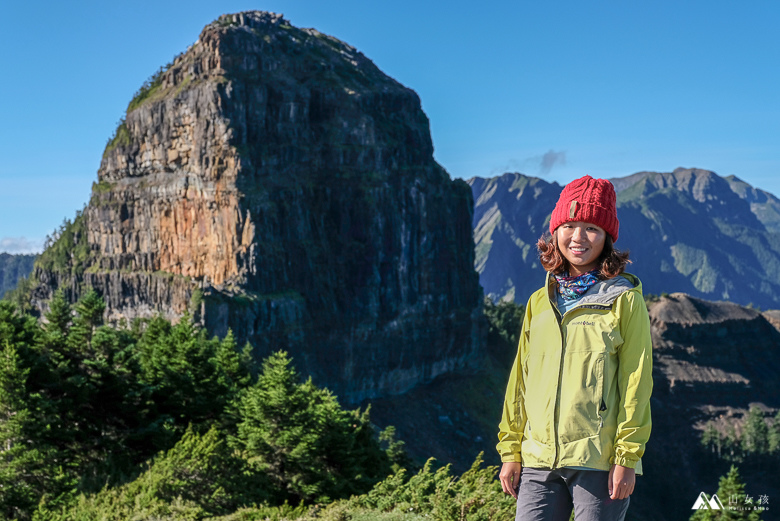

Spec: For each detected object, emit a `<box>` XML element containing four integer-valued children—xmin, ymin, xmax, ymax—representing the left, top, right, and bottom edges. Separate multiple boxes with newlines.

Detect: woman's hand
<box><xmin>499</xmin><ymin>462</ymin><xmax>523</xmax><ymax>499</ymax></box>
<box><xmin>608</xmin><ymin>464</ymin><xmax>635</xmax><ymax>500</ymax></box>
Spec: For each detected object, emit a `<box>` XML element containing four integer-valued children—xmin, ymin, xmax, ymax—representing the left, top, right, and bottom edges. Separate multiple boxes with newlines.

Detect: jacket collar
<box><xmin>547</xmin><ymin>271</ymin><xmax>640</xmax><ymax>307</ymax></box>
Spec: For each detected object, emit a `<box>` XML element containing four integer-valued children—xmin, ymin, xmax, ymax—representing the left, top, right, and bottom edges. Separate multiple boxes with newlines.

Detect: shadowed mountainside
<box><xmin>0</xmin><ymin>253</ymin><xmax>36</xmax><ymax>299</ymax></box>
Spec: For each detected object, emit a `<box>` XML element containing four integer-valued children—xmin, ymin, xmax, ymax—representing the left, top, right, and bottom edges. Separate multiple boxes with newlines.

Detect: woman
<box><xmin>497</xmin><ymin>175</ymin><xmax>652</xmax><ymax>521</ymax></box>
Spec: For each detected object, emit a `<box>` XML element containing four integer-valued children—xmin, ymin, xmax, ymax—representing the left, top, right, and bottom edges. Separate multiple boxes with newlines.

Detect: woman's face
<box><xmin>556</xmin><ymin>221</ymin><xmax>606</xmax><ymax>276</ymax></box>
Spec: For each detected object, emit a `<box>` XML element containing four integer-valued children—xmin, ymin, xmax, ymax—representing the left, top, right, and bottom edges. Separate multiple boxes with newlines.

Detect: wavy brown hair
<box><xmin>536</xmin><ymin>232</ymin><xmax>631</xmax><ymax>278</ymax></box>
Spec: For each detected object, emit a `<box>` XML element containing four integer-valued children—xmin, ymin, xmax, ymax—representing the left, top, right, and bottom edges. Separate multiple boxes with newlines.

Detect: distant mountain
<box><xmin>0</xmin><ymin>253</ymin><xmax>36</xmax><ymax>299</ymax></box>
<box><xmin>469</xmin><ymin>174</ymin><xmax>561</xmax><ymax>303</ymax></box>
<box><xmin>470</xmin><ymin>167</ymin><xmax>780</xmax><ymax>309</ymax></box>
<box><xmin>724</xmin><ymin>174</ymin><xmax>780</xmax><ymax>233</ymax></box>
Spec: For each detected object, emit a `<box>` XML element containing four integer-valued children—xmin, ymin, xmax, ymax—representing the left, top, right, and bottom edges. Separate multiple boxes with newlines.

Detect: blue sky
<box><xmin>1</xmin><ymin>0</ymin><xmax>778</xmax><ymax>253</ymax></box>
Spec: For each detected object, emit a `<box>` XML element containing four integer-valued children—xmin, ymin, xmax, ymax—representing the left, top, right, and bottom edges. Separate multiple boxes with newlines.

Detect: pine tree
<box><xmin>0</xmin><ymin>340</ymin><xmax>71</xmax><ymax>520</ymax></box>
<box><xmin>212</xmin><ymin>329</ymin><xmax>252</xmax><ymax>394</ymax></box>
<box><xmin>136</xmin><ymin>312</ymin><xmax>254</xmax><ymax>440</ymax></box>
<box><xmin>379</xmin><ymin>425</ymin><xmax>413</xmax><ymax>472</ymax></box>
<box><xmin>723</xmin><ymin>424</ymin><xmax>741</xmax><ymax>462</ymax></box>
<box><xmin>0</xmin><ymin>340</ymin><xmax>37</xmax><ymax>518</ymax></box>
<box><xmin>768</xmin><ymin>411</ymin><xmax>780</xmax><ymax>454</ymax></box>
<box><xmin>741</xmin><ymin>407</ymin><xmax>769</xmax><ymax>458</ymax></box>
<box><xmin>690</xmin><ymin>465</ymin><xmax>762</xmax><ymax>520</ymax></box>
<box><xmin>65</xmin><ymin>288</ymin><xmax>106</xmax><ymax>353</ymax></box>
<box><xmin>235</xmin><ymin>351</ymin><xmax>392</xmax><ymax>503</ymax></box>
<box><xmin>43</xmin><ymin>287</ymin><xmax>72</xmax><ymax>347</ymax></box>
<box><xmin>701</xmin><ymin>422</ymin><xmax>722</xmax><ymax>458</ymax></box>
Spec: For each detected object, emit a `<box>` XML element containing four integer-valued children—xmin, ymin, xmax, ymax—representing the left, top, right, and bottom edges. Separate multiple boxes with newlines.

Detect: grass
<box><xmin>103</xmin><ymin>120</ymin><xmax>131</xmax><ymax>158</ymax></box>
<box><xmin>127</xmin><ymin>67</ymin><xmax>167</xmax><ymax>113</ymax></box>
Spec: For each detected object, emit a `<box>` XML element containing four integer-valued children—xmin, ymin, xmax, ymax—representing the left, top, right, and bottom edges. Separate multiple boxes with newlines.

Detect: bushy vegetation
<box><xmin>33</xmin><ymin>208</ymin><xmax>94</xmax><ymax>277</ymax></box>
<box><xmin>0</xmin><ymin>290</ymin><xmax>515</xmax><ymax>520</ymax></box>
<box><xmin>103</xmin><ymin>117</ymin><xmax>130</xmax><ymax>157</ymax></box>
<box><xmin>202</xmin><ymin>453</ymin><xmax>514</xmax><ymax>521</ymax></box>
<box><xmin>125</xmin><ymin>50</ymin><xmax>186</xmax><ymax>113</ymax></box>
<box><xmin>127</xmin><ymin>67</ymin><xmax>166</xmax><ymax>113</ymax></box>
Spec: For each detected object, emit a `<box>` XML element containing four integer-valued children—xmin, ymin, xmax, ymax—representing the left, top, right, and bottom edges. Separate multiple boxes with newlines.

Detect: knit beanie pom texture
<box><xmin>549</xmin><ymin>175</ymin><xmax>619</xmax><ymax>242</ymax></box>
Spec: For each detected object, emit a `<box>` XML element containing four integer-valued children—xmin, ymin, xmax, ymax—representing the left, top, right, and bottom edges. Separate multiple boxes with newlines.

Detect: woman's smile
<box><xmin>557</xmin><ymin>221</ymin><xmax>606</xmax><ymax>275</ymax></box>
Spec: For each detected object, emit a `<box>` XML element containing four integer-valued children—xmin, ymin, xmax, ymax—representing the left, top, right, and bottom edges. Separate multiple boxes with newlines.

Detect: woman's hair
<box><xmin>536</xmin><ymin>231</ymin><xmax>631</xmax><ymax>278</ymax></box>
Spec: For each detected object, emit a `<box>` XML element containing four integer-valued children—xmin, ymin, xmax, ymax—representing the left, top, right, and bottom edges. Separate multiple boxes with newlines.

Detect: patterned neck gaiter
<box><xmin>554</xmin><ymin>269</ymin><xmax>602</xmax><ymax>301</ymax></box>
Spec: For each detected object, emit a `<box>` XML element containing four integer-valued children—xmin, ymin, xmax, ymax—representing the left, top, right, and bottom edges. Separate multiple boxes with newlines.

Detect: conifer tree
<box><xmin>690</xmin><ymin>465</ymin><xmax>762</xmax><ymax>521</ymax></box>
<box><xmin>724</xmin><ymin>425</ymin><xmax>741</xmax><ymax>462</ymax></box>
<box><xmin>0</xmin><ymin>339</ymin><xmax>70</xmax><ymax>520</ymax></box>
<box><xmin>0</xmin><ymin>341</ymin><xmax>37</xmax><ymax>518</ymax></box>
<box><xmin>66</xmin><ymin>288</ymin><xmax>105</xmax><ymax>353</ymax></box>
<box><xmin>212</xmin><ymin>329</ymin><xmax>252</xmax><ymax>393</ymax></box>
<box><xmin>136</xmin><ymin>312</ymin><xmax>254</xmax><ymax>441</ymax></box>
<box><xmin>741</xmin><ymin>407</ymin><xmax>769</xmax><ymax>457</ymax></box>
<box><xmin>701</xmin><ymin>422</ymin><xmax>722</xmax><ymax>458</ymax></box>
<box><xmin>379</xmin><ymin>425</ymin><xmax>413</xmax><ymax>472</ymax></box>
<box><xmin>769</xmin><ymin>411</ymin><xmax>780</xmax><ymax>454</ymax></box>
<box><xmin>43</xmin><ymin>287</ymin><xmax>72</xmax><ymax>346</ymax></box>
<box><xmin>235</xmin><ymin>351</ymin><xmax>392</xmax><ymax>503</ymax></box>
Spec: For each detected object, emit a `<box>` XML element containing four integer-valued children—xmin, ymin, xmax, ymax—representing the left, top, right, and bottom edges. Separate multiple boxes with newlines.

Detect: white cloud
<box><xmin>0</xmin><ymin>237</ymin><xmax>44</xmax><ymax>254</ymax></box>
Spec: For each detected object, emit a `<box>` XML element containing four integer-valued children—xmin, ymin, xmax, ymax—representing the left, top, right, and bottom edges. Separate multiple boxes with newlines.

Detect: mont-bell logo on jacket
<box><xmin>692</xmin><ymin>492</ymin><xmax>725</xmax><ymax>510</ymax></box>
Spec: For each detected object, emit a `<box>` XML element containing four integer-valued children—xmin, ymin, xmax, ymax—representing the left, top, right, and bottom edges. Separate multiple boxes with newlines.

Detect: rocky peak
<box><xmin>28</xmin><ymin>11</ymin><xmax>484</xmax><ymax>403</ymax></box>
<box><xmin>648</xmin><ymin>293</ymin><xmax>779</xmax><ymax>392</ymax></box>
<box><xmin>650</xmin><ymin>291</ymin><xmax>761</xmax><ymax>327</ymax></box>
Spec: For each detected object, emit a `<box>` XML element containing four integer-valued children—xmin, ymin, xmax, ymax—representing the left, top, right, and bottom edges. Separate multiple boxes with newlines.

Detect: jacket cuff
<box><xmin>501</xmin><ymin>454</ymin><xmax>523</xmax><ymax>463</ymax></box>
<box><xmin>610</xmin><ymin>455</ymin><xmax>637</xmax><ymax>469</ymax></box>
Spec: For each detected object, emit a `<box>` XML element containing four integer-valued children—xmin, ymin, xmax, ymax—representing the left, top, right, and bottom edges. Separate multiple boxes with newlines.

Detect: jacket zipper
<box><xmin>599</xmin><ymin>399</ymin><xmax>607</xmax><ymax>428</ymax></box>
<box><xmin>552</xmin><ymin>303</ymin><xmax>564</xmax><ymax>467</ymax></box>
<box><xmin>553</xmin><ymin>327</ymin><xmax>565</xmax><ymax>467</ymax></box>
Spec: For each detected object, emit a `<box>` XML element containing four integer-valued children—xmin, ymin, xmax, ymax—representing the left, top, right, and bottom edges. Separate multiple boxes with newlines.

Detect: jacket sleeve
<box><xmin>496</xmin><ymin>299</ymin><xmax>532</xmax><ymax>463</ymax></box>
<box><xmin>612</xmin><ymin>290</ymin><xmax>653</xmax><ymax>469</ymax></box>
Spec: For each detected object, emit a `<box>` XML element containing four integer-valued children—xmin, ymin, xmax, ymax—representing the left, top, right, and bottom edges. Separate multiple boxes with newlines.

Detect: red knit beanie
<box><xmin>549</xmin><ymin>175</ymin><xmax>619</xmax><ymax>243</ymax></box>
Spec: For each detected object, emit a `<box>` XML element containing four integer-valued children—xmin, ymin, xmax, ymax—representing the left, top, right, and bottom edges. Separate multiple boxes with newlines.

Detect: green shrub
<box><xmin>43</xmin><ymin>426</ymin><xmax>273</xmax><ymax>520</ymax></box>
<box><xmin>234</xmin><ymin>351</ymin><xmax>393</xmax><ymax>504</ymax></box>
<box><xmin>344</xmin><ymin>453</ymin><xmax>514</xmax><ymax>521</ymax></box>
<box><xmin>103</xmin><ymin>118</ymin><xmax>131</xmax><ymax>157</ymax></box>
<box><xmin>34</xmin><ymin>208</ymin><xmax>94</xmax><ymax>276</ymax></box>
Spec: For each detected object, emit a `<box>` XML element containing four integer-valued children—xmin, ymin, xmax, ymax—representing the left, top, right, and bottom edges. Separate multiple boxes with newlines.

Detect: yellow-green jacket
<box><xmin>496</xmin><ymin>272</ymin><xmax>652</xmax><ymax>473</ymax></box>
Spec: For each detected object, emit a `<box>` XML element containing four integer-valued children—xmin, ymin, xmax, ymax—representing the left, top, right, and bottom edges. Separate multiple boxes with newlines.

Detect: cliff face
<box><xmin>29</xmin><ymin>11</ymin><xmax>483</xmax><ymax>403</ymax></box>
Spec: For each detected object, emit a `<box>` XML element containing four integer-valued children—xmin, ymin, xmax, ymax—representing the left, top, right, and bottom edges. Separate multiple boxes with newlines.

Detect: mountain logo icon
<box><xmin>692</xmin><ymin>492</ymin><xmax>725</xmax><ymax>510</ymax></box>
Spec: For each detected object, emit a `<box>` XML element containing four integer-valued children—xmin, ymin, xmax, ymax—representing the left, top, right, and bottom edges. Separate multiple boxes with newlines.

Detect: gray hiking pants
<box><xmin>515</xmin><ymin>467</ymin><xmax>630</xmax><ymax>521</ymax></box>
